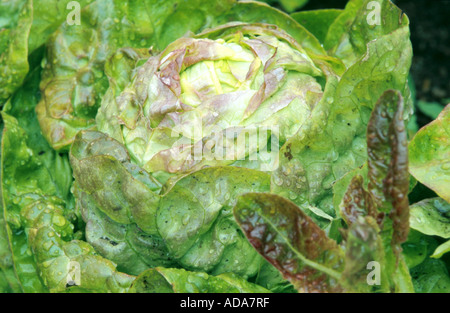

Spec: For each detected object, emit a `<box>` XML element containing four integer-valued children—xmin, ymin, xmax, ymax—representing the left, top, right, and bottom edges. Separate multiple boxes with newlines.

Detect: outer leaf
<box><xmin>27</xmin><ymin>0</ymin><xmax>95</xmax><ymax>52</ymax></box>
<box><xmin>71</xmin><ymin>130</ymin><xmax>274</xmax><ymax>278</ymax></box>
<box><xmin>216</xmin><ymin>1</ymin><xmax>325</xmax><ymax>55</ymax></box>
<box><xmin>130</xmin><ymin>267</ymin><xmax>270</xmax><ymax>293</ymax></box>
<box><xmin>431</xmin><ymin>240</ymin><xmax>450</xmax><ymax>259</ymax></box>
<box><xmin>157</xmin><ymin>167</ymin><xmax>271</xmax><ymax>278</ymax></box>
<box><xmin>324</xmin><ymin>0</ymin><xmax>409</xmax><ymax>68</ymax></box>
<box><xmin>70</xmin><ymin>131</ymin><xmax>161</xmax><ymax>234</ymax></box>
<box><xmin>75</xmin><ymin>185</ymin><xmax>176</xmax><ymax>276</ymax></box>
<box><xmin>291</xmin><ymin>9</ymin><xmax>343</xmax><ymax>44</ymax></box>
<box><xmin>272</xmin><ymin>23</ymin><xmax>411</xmax><ymax>215</ymax></box>
<box><xmin>234</xmin><ymin>192</ymin><xmax>344</xmax><ymax>292</ymax></box>
<box><xmin>0</xmin><ymin>0</ymin><xmax>32</xmax><ymax>103</ymax></box>
<box><xmin>1</xmin><ymin>111</ymin><xmax>135</xmax><ymax>292</ymax></box>
<box><xmin>409</xmin><ymin>198</ymin><xmax>450</xmax><ymax>239</ymax></box>
<box><xmin>409</xmin><ymin>105</ymin><xmax>450</xmax><ymax>202</ymax></box>
<box><xmin>401</xmin><ymin>229</ymin><xmax>437</xmax><ymax>270</ymax></box>
<box><xmin>410</xmin><ymin>259</ymin><xmax>450</xmax><ymax>293</ymax></box>
<box><xmin>1</xmin><ymin>112</ymin><xmax>57</xmax><ymax>292</ymax></box>
<box><xmin>3</xmin><ymin>67</ymin><xmax>73</xmax><ymax>201</ymax></box>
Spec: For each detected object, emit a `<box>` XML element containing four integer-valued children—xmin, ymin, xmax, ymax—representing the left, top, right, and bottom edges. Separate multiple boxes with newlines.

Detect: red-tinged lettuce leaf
<box><xmin>367</xmin><ymin>90</ymin><xmax>409</xmax><ymax>250</ymax></box>
<box><xmin>340</xmin><ymin>175</ymin><xmax>379</xmax><ymax>226</ymax></box>
<box><xmin>233</xmin><ymin>192</ymin><xmax>345</xmax><ymax>292</ymax></box>
<box><xmin>409</xmin><ymin>105</ymin><xmax>450</xmax><ymax>203</ymax></box>
<box><xmin>337</xmin><ymin>90</ymin><xmax>414</xmax><ymax>292</ymax></box>
<box><xmin>129</xmin><ymin>267</ymin><xmax>270</xmax><ymax>293</ymax></box>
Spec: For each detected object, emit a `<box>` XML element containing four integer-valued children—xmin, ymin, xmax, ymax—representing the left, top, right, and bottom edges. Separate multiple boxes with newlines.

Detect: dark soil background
<box><xmin>298</xmin><ymin>0</ymin><xmax>450</xmax><ymax>128</ymax></box>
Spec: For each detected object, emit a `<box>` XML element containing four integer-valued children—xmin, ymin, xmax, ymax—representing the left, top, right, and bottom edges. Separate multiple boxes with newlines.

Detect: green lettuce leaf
<box><xmin>409</xmin><ymin>198</ymin><xmax>450</xmax><ymax>238</ymax></box>
<box><xmin>291</xmin><ymin>9</ymin><xmax>343</xmax><ymax>44</ymax></box>
<box><xmin>130</xmin><ymin>267</ymin><xmax>270</xmax><ymax>293</ymax></box>
<box><xmin>157</xmin><ymin>167</ymin><xmax>271</xmax><ymax>277</ymax></box>
<box><xmin>1</xmin><ymin>66</ymin><xmax>137</xmax><ymax>292</ymax></box>
<box><xmin>0</xmin><ymin>0</ymin><xmax>32</xmax><ymax>103</ymax></box>
<box><xmin>324</xmin><ymin>0</ymin><xmax>409</xmax><ymax>68</ymax></box>
<box><xmin>0</xmin><ymin>0</ymin><xmax>95</xmax><ymax>104</ymax></box>
<box><xmin>1</xmin><ymin>112</ymin><xmax>137</xmax><ymax>292</ymax></box>
<box><xmin>410</xmin><ymin>258</ymin><xmax>450</xmax><ymax>293</ymax></box>
<box><xmin>409</xmin><ymin>105</ymin><xmax>450</xmax><ymax>202</ymax></box>
<box><xmin>409</xmin><ymin>197</ymin><xmax>450</xmax><ymax>259</ymax></box>
<box><xmin>271</xmin><ymin>9</ymin><xmax>412</xmax><ymax>221</ymax></box>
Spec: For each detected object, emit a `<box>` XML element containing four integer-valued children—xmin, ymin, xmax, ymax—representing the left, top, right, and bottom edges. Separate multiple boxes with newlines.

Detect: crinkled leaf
<box><xmin>97</xmin><ymin>22</ymin><xmax>326</xmax><ymax>175</ymax></box>
<box><xmin>130</xmin><ymin>267</ymin><xmax>270</xmax><ymax>293</ymax></box>
<box><xmin>271</xmin><ymin>21</ymin><xmax>412</xmax><ymax>218</ymax></box>
<box><xmin>234</xmin><ymin>192</ymin><xmax>344</xmax><ymax>292</ymax></box>
<box><xmin>70</xmin><ymin>131</ymin><xmax>161</xmax><ymax>234</ymax></box>
<box><xmin>0</xmin><ymin>0</ymin><xmax>32</xmax><ymax>103</ymax></box>
<box><xmin>367</xmin><ymin>90</ymin><xmax>410</xmax><ymax>249</ymax></box>
<box><xmin>409</xmin><ymin>105</ymin><xmax>450</xmax><ymax>202</ymax></box>
<box><xmin>37</xmin><ymin>0</ymin><xmax>327</xmax><ymax>151</ymax></box>
<box><xmin>27</xmin><ymin>0</ymin><xmax>95</xmax><ymax>52</ymax></box>
<box><xmin>1</xmin><ymin>111</ymin><xmax>135</xmax><ymax>292</ymax></box>
<box><xmin>3</xmin><ymin>67</ymin><xmax>73</xmax><ymax>201</ymax></box>
<box><xmin>157</xmin><ymin>167</ymin><xmax>271</xmax><ymax>278</ymax></box>
<box><xmin>324</xmin><ymin>0</ymin><xmax>409</xmax><ymax>68</ymax></box>
<box><xmin>75</xmin><ymin>186</ymin><xmax>176</xmax><ymax>276</ymax></box>
<box><xmin>340</xmin><ymin>175</ymin><xmax>377</xmax><ymax>226</ymax></box>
